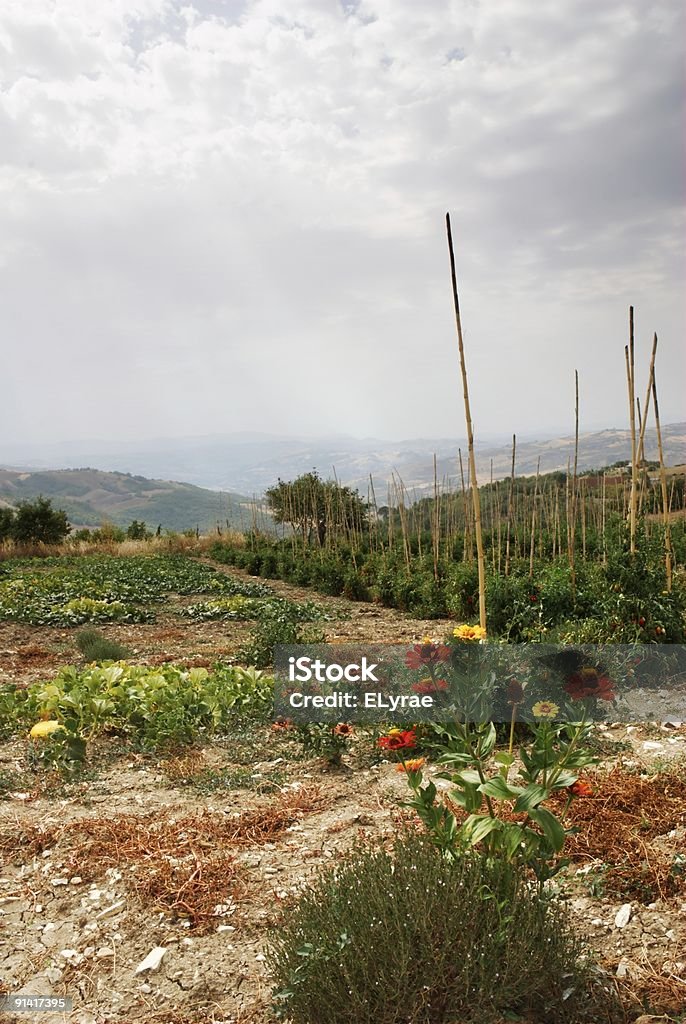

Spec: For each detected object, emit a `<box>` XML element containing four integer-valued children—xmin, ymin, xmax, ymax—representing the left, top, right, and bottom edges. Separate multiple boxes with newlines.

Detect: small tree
<box><xmin>10</xmin><ymin>496</ymin><xmax>71</xmax><ymax>545</ymax></box>
<box><xmin>126</xmin><ymin>520</ymin><xmax>151</xmax><ymax>540</ymax></box>
<box><xmin>266</xmin><ymin>471</ymin><xmax>368</xmax><ymax>546</ymax></box>
<box><xmin>0</xmin><ymin>506</ymin><xmax>14</xmax><ymax>542</ymax></box>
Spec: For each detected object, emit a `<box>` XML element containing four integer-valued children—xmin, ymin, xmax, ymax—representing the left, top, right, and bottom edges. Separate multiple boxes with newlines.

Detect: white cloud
<box><xmin>1</xmin><ymin>0</ymin><xmax>683</xmax><ymax>446</ymax></box>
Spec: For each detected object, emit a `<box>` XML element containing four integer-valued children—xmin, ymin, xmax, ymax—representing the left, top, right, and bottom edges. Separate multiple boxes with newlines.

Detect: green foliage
<box><xmin>293</xmin><ymin>722</ymin><xmax>354</xmax><ymax>766</ymax></box>
<box><xmin>210</xmin><ymin>529</ymin><xmax>686</xmax><ymax>641</ymax></box>
<box><xmin>266</xmin><ymin>471</ymin><xmax>368</xmax><ymax>547</ymax></box>
<box><xmin>238</xmin><ymin>620</ymin><xmax>326</xmax><ymax>669</ymax></box>
<box><xmin>0</xmin><ymin>553</ymin><xmax>273</xmax><ymax>626</ymax></box>
<box><xmin>0</xmin><ymin>506</ymin><xmax>14</xmax><ymax>542</ymax></box>
<box><xmin>183</xmin><ymin>594</ymin><xmax>329</xmax><ymax>623</ymax></box>
<box><xmin>267</xmin><ymin>831</ymin><xmax>617</xmax><ymax>1024</ymax></box>
<box><xmin>405</xmin><ymin>717</ymin><xmax>597</xmax><ymax>886</ymax></box>
<box><xmin>5</xmin><ymin>662</ymin><xmax>273</xmax><ymax>753</ymax></box>
<box><xmin>126</xmin><ymin>519</ymin><xmax>152</xmax><ymax>540</ymax></box>
<box><xmin>7</xmin><ymin>496</ymin><xmax>71</xmax><ymax>545</ymax></box>
<box><xmin>75</xmin><ymin>628</ymin><xmax>132</xmax><ymax>662</ymax></box>
<box><xmin>27</xmin><ymin>728</ymin><xmax>87</xmax><ymax>777</ymax></box>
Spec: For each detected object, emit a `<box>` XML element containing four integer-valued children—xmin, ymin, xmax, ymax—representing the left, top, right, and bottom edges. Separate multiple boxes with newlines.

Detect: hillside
<box><xmin>0</xmin><ymin>468</ymin><xmax>251</xmax><ymax>533</ymax></box>
<box><xmin>2</xmin><ymin>424</ymin><xmax>684</xmax><ymax>496</ymax></box>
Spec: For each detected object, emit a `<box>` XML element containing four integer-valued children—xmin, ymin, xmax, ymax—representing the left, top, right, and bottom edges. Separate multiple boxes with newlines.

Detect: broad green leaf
<box><xmin>529</xmin><ymin>806</ymin><xmax>565</xmax><ymax>852</ymax></box>
<box><xmin>513</xmin><ymin>783</ymin><xmax>549</xmax><ymax>813</ymax></box>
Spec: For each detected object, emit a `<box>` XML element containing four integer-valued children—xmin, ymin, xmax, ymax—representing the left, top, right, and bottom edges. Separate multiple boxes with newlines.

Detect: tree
<box><xmin>126</xmin><ymin>520</ymin><xmax>151</xmax><ymax>540</ymax></box>
<box><xmin>10</xmin><ymin>496</ymin><xmax>71</xmax><ymax>544</ymax></box>
<box><xmin>0</xmin><ymin>506</ymin><xmax>14</xmax><ymax>542</ymax></box>
<box><xmin>266</xmin><ymin>471</ymin><xmax>368</xmax><ymax>546</ymax></box>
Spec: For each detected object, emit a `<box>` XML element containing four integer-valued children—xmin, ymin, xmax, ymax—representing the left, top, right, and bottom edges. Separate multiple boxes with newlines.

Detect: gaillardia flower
<box><xmin>405</xmin><ymin>643</ymin><xmax>451</xmax><ymax>669</ymax></box>
<box><xmin>568</xmin><ymin>779</ymin><xmax>593</xmax><ymax>797</ymax></box>
<box><xmin>564</xmin><ymin>667</ymin><xmax>615</xmax><ymax>701</ymax></box>
<box><xmin>378</xmin><ymin>729</ymin><xmax>417</xmax><ymax>751</ymax></box>
<box><xmin>412</xmin><ymin>678</ymin><xmax>448</xmax><ymax>695</ymax></box>
<box><xmin>531</xmin><ymin>700</ymin><xmax>560</xmax><ymax>720</ymax></box>
<box><xmin>396</xmin><ymin>758</ymin><xmax>426</xmax><ymax>774</ymax></box>
<box><xmin>453</xmin><ymin>624</ymin><xmax>487</xmax><ymax>641</ymax></box>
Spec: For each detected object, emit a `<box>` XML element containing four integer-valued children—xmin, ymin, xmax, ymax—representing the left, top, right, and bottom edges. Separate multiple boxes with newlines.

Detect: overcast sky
<box><xmin>1</xmin><ymin>0</ymin><xmax>683</xmax><ymax>448</ymax></box>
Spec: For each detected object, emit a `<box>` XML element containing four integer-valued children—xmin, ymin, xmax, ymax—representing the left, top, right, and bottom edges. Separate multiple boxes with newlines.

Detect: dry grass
<box><xmin>0</xmin><ymin>786</ymin><xmax>327</xmax><ymax>933</ymax></box>
<box><xmin>0</xmin><ymin>532</ymin><xmax>245</xmax><ymax>560</ymax></box>
<box><xmin>552</xmin><ymin>766</ymin><xmax>686</xmax><ymax>901</ymax></box>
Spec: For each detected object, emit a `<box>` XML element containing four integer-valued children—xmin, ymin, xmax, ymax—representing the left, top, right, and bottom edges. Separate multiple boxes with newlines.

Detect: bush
<box><xmin>75</xmin><ymin>628</ymin><xmax>132</xmax><ymax>662</ymax></box>
<box><xmin>238</xmin><ymin>619</ymin><xmax>326</xmax><ymax>669</ymax></box>
<box><xmin>267</xmin><ymin>832</ymin><xmax>618</xmax><ymax>1024</ymax></box>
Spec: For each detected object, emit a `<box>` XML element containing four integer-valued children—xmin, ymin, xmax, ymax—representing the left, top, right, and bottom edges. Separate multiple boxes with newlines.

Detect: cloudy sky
<box><xmin>1</xmin><ymin>0</ymin><xmax>683</xmax><ymax>448</ymax></box>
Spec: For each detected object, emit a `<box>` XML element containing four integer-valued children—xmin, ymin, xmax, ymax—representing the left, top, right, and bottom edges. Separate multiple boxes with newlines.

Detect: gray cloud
<box><xmin>1</xmin><ymin>0</ymin><xmax>683</xmax><ymax>450</ymax></box>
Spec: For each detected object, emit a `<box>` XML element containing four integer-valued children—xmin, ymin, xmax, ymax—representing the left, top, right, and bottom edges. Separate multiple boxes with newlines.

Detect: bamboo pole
<box><xmin>651</xmin><ymin>374</ymin><xmax>673</xmax><ymax>591</ymax></box>
<box><xmin>529</xmin><ymin>457</ymin><xmax>540</xmax><ymax>578</ymax></box>
<box><xmin>504</xmin><ymin>434</ymin><xmax>516</xmax><ymax>576</ymax></box>
<box><xmin>432</xmin><ymin>454</ymin><xmax>440</xmax><ymax>580</ymax></box>
<box><xmin>569</xmin><ymin>370</ymin><xmax>579</xmax><ymax>595</ymax></box>
<box><xmin>626</xmin><ymin>307</ymin><xmax>638</xmax><ymax>554</ymax></box>
<box><xmin>446</xmin><ymin>213</ymin><xmax>486</xmax><ymax>630</ymax></box>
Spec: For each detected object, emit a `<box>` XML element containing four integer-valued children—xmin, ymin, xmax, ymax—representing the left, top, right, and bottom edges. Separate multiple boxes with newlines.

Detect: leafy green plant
<box><xmin>402</xmin><ymin>715</ymin><xmax>597</xmax><ymax>887</ymax></box>
<box><xmin>293</xmin><ymin>722</ymin><xmax>354</xmax><ymax>766</ymax></box>
<box><xmin>238</xmin><ymin>621</ymin><xmax>326</xmax><ymax>669</ymax></box>
<box><xmin>267</xmin><ymin>831</ymin><xmax>619</xmax><ymax>1024</ymax></box>
<box><xmin>11</xmin><ymin>663</ymin><xmax>274</xmax><ymax>754</ymax></box>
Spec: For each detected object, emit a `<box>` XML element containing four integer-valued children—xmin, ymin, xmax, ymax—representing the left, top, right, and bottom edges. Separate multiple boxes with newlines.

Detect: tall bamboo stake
<box><xmin>569</xmin><ymin>371</ymin><xmax>579</xmax><ymax>596</ymax></box>
<box><xmin>529</xmin><ymin>457</ymin><xmax>540</xmax><ymax>578</ymax></box>
<box><xmin>626</xmin><ymin>307</ymin><xmax>638</xmax><ymax>554</ymax></box>
<box><xmin>446</xmin><ymin>213</ymin><xmax>486</xmax><ymax>630</ymax></box>
<box><xmin>651</xmin><ymin>374</ymin><xmax>673</xmax><ymax>591</ymax></box>
<box><xmin>432</xmin><ymin>454</ymin><xmax>440</xmax><ymax>580</ymax></box>
<box><xmin>504</xmin><ymin>434</ymin><xmax>516</xmax><ymax>577</ymax></box>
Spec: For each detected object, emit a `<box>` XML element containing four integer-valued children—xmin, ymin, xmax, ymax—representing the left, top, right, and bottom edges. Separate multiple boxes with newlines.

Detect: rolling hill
<box><xmin>0</xmin><ymin>468</ymin><xmax>252</xmax><ymax>533</ymax></box>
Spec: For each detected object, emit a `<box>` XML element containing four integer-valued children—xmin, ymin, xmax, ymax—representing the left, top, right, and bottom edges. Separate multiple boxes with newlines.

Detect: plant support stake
<box><xmin>446</xmin><ymin>212</ymin><xmax>486</xmax><ymax>630</ymax></box>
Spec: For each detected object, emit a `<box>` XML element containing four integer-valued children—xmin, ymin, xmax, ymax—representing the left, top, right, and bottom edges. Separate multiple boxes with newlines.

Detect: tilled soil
<box><xmin>1</xmin><ymin>564</ymin><xmax>685</xmax><ymax>1023</ymax></box>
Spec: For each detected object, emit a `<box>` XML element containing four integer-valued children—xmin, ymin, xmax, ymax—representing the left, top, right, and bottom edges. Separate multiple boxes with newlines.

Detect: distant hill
<box><xmin>0</xmin><ymin>468</ymin><xmax>252</xmax><ymax>533</ymax></box>
<box><xmin>0</xmin><ymin>424</ymin><xmax>684</xmax><ymax>502</ymax></box>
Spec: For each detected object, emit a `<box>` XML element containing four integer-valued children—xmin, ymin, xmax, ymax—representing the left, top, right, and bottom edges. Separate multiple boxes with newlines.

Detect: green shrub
<box><xmin>267</xmin><ymin>832</ymin><xmax>618</xmax><ymax>1024</ymax></box>
<box><xmin>75</xmin><ymin>629</ymin><xmax>132</xmax><ymax>662</ymax></box>
<box><xmin>238</xmin><ymin>620</ymin><xmax>326</xmax><ymax>669</ymax></box>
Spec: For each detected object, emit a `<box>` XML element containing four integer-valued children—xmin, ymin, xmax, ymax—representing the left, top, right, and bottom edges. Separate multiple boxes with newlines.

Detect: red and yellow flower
<box><xmin>378</xmin><ymin>728</ymin><xmax>417</xmax><ymax>751</ymax></box>
<box><xmin>564</xmin><ymin>667</ymin><xmax>615</xmax><ymax>701</ymax></box>
<box><xmin>568</xmin><ymin>779</ymin><xmax>593</xmax><ymax>797</ymax></box>
<box><xmin>405</xmin><ymin>642</ymin><xmax>451</xmax><ymax>669</ymax></box>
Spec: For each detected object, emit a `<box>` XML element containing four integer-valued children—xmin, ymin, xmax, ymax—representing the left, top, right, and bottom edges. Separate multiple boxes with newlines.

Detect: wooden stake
<box><xmin>446</xmin><ymin>213</ymin><xmax>486</xmax><ymax>630</ymax></box>
<box><xmin>626</xmin><ymin>307</ymin><xmax>638</xmax><ymax>554</ymax></box>
<box><xmin>652</xmin><ymin>374</ymin><xmax>673</xmax><ymax>591</ymax></box>
<box><xmin>569</xmin><ymin>370</ymin><xmax>579</xmax><ymax>596</ymax></box>
<box><xmin>505</xmin><ymin>434</ymin><xmax>516</xmax><ymax>577</ymax></box>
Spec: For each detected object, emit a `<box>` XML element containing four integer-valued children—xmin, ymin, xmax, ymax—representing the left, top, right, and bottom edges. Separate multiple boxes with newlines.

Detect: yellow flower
<box><xmin>396</xmin><ymin>758</ymin><xmax>426</xmax><ymax>774</ymax></box>
<box><xmin>453</xmin><ymin>624</ymin><xmax>487</xmax><ymax>641</ymax></box>
<box><xmin>531</xmin><ymin>701</ymin><xmax>560</xmax><ymax>720</ymax></box>
<box><xmin>387</xmin><ymin>728</ymin><xmax>403</xmax><ymax>737</ymax></box>
<box><xmin>29</xmin><ymin>720</ymin><xmax>64</xmax><ymax>739</ymax></box>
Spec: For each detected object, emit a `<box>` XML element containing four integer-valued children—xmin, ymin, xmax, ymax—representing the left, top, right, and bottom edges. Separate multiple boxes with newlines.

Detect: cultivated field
<box><xmin>0</xmin><ymin>549</ymin><xmax>685</xmax><ymax>1024</ymax></box>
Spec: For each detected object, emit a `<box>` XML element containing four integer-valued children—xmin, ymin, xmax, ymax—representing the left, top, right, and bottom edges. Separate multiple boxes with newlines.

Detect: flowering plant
<box><xmin>402</xmin><ymin>713</ymin><xmax>597</xmax><ymax>886</ymax></box>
